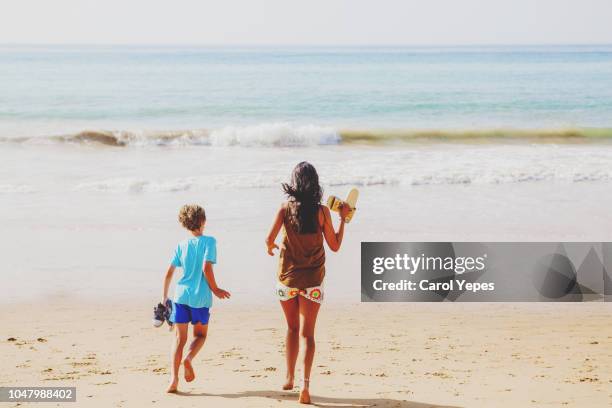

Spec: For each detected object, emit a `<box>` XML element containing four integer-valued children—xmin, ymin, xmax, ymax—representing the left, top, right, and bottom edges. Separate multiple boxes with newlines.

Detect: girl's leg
<box><xmin>280</xmin><ymin>297</ymin><xmax>300</xmax><ymax>389</ymax></box>
<box><xmin>183</xmin><ymin>323</ymin><xmax>208</xmax><ymax>382</ymax></box>
<box><xmin>298</xmin><ymin>296</ymin><xmax>321</xmax><ymax>404</ymax></box>
<box><xmin>167</xmin><ymin>323</ymin><xmax>188</xmax><ymax>393</ymax></box>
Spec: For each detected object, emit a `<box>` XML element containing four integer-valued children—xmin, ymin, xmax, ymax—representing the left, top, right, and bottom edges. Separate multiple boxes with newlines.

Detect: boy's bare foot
<box><xmin>166</xmin><ymin>378</ymin><xmax>178</xmax><ymax>393</ymax></box>
<box><xmin>282</xmin><ymin>376</ymin><xmax>294</xmax><ymax>390</ymax></box>
<box><xmin>299</xmin><ymin>389</ymin><xmax>311</xmax><ymax>404</ymax></box>
<box><xmin>183</xmin><ymin>359</ymin><xmax>195</xmax><ymax>382</ymax></box>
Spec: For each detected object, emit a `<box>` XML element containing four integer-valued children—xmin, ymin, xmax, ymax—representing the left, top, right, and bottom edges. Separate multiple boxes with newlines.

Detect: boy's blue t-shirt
<box><xmin>170</xmin><ymin>235</ymin><xmax>217</xmax><ymax>309</ymax></box>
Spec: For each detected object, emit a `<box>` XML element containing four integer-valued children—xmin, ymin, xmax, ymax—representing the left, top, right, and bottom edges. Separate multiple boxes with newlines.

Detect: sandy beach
<box><xmin>2</xmin><ymin>43</ymin><xmax>612</xmax><ymax>408</ymax></box>
<box><xmin>1</xmin><ymin>300</ymin><xmax>610</xmax><ymax>407</ymax></box>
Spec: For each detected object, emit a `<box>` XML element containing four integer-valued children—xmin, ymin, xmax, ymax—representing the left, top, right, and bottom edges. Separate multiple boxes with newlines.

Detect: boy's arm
<box><xmin>204</xmin><ymin>262</ymin><xmax>230</xmax><ymax>299</ymax></box>
<box><xmin>162</xmin><ymin>265</ymin><xmax>176</xmax><ymax>304</ymax></box>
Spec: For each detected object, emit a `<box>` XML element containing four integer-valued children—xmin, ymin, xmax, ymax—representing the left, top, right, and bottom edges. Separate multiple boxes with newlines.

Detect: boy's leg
<box><xmin>298</xmin><ymin>296</ymin><xmax>321</xmax><ymax>404</ymax></box>
<box><xmin>168</xmin><ymin>323</ymin><xmax>188</xmax><ymax>393</ymax></box>
<box><xmin>280</xmin><ymin>297</ymin><xmax>300</xmax><ymax>389</ymax></box>
<box><xmin>183</xmin><ymin>323</ymin><xmax>208</xmax><ymax>382</ymax></box>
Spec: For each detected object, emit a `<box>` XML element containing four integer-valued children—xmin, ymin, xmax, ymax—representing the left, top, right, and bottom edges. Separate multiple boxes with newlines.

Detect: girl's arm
<box><xmin>204</xmin><ymin>262</ymin><xmax>231</xmax><ymax>299</ymax></box>
<box><xmin>321</xmin><ymin>204</ymin><xmax>350</xmax><ymax>252</ymax></box>
<box><xmin>265</xmin><ymin>204</ymin><xmax>286</xmax><ymax>255</ymax></box>
<box><xmin>162</xmin><ymin>265</ymin><xmax>176</xmax><ymax>304</ymax></box>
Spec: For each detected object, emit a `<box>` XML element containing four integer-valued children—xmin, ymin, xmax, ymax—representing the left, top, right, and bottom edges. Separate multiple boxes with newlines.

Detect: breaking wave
<box><xmin>0</xmin><ymin>123</ymin><xmax>340</xmax><ymax>147</ymax></box>
<box><xmin>1</xmin><ymin>126</ymin><xmax>612</xmax><ymax>148</ymax></box>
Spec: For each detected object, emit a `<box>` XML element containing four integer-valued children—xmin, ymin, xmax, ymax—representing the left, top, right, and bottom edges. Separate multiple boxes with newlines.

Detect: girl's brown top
<box><xmin>278</xmin><ymin>203</ymin><xmax>326</xmax><ymax>289</ymax></box>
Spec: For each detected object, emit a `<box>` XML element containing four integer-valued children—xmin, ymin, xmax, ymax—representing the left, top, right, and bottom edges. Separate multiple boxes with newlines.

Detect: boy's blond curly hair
<box><xmin>178</xmin><ymin>204</ymin><xmax>206</xmax><ymax>231</ymax></box>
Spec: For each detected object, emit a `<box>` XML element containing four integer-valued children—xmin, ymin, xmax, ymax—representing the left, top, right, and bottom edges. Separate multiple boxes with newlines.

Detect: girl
<box><xmin>266</xmin><ymin>161</ymin><xmax>350</xmax><ymax>404</ymax></box>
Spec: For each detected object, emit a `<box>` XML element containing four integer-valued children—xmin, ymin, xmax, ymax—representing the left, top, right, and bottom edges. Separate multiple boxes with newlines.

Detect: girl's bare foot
<box><xmin>183</xmin><ymin>359</ymin><xmax>195</xmax><ymax>382</ymax></box>
<box><xmin>282</xmin><ymin>375</ymin><xmax>294</xmax><ymax>390</ymax></box>
<box><xmin>299</xmin><ymin>388</ymin><xmax>311</xmax><ymax>404</ymax></box>
<box><xmin>299</xmin><ymin>379</ymin><xmax>311</xmax><ymax>404</ymax></box>
<box><xmin>166</xmin><ymin>378</ymin><xmax>179</xmax><ymax>393</ymax></box>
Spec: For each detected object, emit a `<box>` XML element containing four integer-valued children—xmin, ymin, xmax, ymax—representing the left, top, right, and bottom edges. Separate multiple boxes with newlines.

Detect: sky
<box><xmin>1</xmin><ymin>0</ymin><xmax>611</xmax><ymax>46</ymax></box>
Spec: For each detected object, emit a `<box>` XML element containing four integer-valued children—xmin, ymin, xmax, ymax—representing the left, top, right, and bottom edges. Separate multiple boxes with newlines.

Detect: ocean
<box><xmin>1</xmin><ymin>44</ymin><xmax>612</xmax><ymax>136</ymax></box>
<box><xmin>1</xmin><ymin>45</ymin><xmax>611</xmax><ymax>303</ymax></box>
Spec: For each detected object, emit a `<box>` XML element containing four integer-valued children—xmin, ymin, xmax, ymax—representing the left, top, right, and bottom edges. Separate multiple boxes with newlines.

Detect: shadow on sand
<box><xmin>175</xmin><ymin>389</ymin><xmax>461</xmax><ymax>408</ymax></box>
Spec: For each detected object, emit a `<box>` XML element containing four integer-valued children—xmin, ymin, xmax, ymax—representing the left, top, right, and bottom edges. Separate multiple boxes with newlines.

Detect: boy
<box><xmin>161</xmin><ymin>204</ymin><xmax>230</xmax><ymax>393</ymax></box>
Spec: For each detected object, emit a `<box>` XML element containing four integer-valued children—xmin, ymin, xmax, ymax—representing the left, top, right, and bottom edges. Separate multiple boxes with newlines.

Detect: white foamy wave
<box><xmin>404</xmin><ymin>170</ymin><xmax>612</xmax><ymax>186</ymax></box>
<box><xmin>572</xmin><ymin>171</ymin><xmax>612</xmax><ymax>183</ymax></box>
<box><xmin>75</xmin><ymin>178</ymin><xmax>195</xmax><ymax>193</ymax></box>
<box><xmin>0</xmin><ymin>124</ymin><xmax>341</xmax><ymax>148</ymax></box>
<box><xmin>72</xmin><ymin>174</ymin><xmax>388</xmax><ymax>194</ymax></box>
<box><xmin>0</xmin><ymin>184</ymin><xmax>36</xmax><ymax>194</ymax></box>
<box><xmin>71</xmin><ymin>168</ymin><xmax>612</xmax><ymax>195</ymax></box>
<box><xmin>323</xmin><ymin>175</ymin><xmax>400</xmax><ymax>187</ymax></box>
<box><xmin>208</xmin><ymin>123</ymin><xmax>340</xmax><ymax>147</ymax></box>
<box><xmin>106</xmin><ymin>130</ymin><xmax>210</xmax><ymax>147</ymax></box>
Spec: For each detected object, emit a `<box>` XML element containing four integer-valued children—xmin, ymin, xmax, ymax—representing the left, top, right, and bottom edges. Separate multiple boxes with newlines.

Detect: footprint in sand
<box><xmin>72</xmin><ymin>361</ymin><xmax>93</xmax><ymax>367</ymax></box>
<box><xmin>426</xmin><ymin>371</ymin><xmax>453</xmax><ymax>379</ymax></box>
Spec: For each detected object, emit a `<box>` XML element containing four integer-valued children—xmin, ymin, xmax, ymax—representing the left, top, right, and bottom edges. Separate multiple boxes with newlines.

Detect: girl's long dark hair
<box><xmin>282</xmin><ymin>162</ymin><xmax>323</xmax><ymax>234</ymax></box>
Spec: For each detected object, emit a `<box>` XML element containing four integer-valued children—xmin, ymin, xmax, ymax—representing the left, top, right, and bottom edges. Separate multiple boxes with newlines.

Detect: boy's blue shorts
<box><xmin>170</xmin><ymin>302</ymin><xmax>210</xmax><ymax>325</ymax></box>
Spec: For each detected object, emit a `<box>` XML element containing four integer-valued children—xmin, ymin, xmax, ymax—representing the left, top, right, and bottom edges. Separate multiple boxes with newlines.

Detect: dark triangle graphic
<box><xmin>534</xmin><ymin>253</ymin><xmax>578</xmax><ymax>301</ymax></box>
<box><xmin>604</xmin><ymin>266</ymin><xmax>612</xmax><ymax>297</ymax></box>
<box><xmin>555</xmin><ymin>242</ymin><xmax>568</xmax><ymax>257</ymax></box>
<box><xmin>575</xmin><ymin>247</ymin><xmax>604</xmax><ymax>296</ymax></box>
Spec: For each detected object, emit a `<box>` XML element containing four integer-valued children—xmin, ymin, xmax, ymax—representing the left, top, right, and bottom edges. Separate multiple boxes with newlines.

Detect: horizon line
<box><xmin>1</xmin><ymin>42</ymin><xmax>611</xmax><ymax>48</ymax></box>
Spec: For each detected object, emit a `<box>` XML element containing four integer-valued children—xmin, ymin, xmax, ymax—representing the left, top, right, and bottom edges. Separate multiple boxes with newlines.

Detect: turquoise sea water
<box><xmin>2</xmin><ymin>45</ymin><xmax>612</xmax><ymax>302</ymax></box>
<box><xmin>1</xmin><ymin>45</ymin><xmax>612</xmax><ymax>139</ymax></box>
